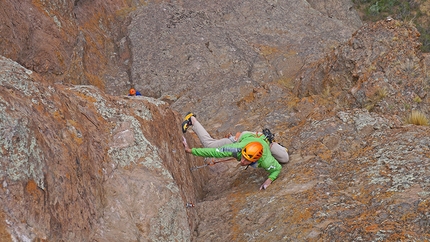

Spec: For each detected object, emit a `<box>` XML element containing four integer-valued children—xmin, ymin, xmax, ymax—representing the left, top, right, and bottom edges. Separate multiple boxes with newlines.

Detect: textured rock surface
<box><xmin>128</xmin><ymin>0</ymin><xmax>362</xmax><ymax>129</ymax></box>
<box><xmin>0</xmin><ymin>0</ymin><xmax>429</xmax><ymax>241</ymax></box>
<box><xmin>294</xmin><ymin>19</ymin><xmax>430</xmax><ymax>117</ymax></box>
<box><xmin>0</xmin><ymin>0</ymin><xmax>137</xmax><ymax>94</ymax></box>
<box><xmin>0</xmin><ymin>0</ymin><xmax>363</xmax><ymax>127</ymax></box>
<box><xmin>0</xmin><ymin>56</ymin><xmax>206</xmax><ymax>241</ymax></box>
<box><xmin>191</xmin><ymin>109</ymin><xmax>430</xmax><ymax>241</ymax></box>
<box><xmin>189</xmin><ymin>19</ymin><xmax>430</xmax><ymax>241</ymax></box>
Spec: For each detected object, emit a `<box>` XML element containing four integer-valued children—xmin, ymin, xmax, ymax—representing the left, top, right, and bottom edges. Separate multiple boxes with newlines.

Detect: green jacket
<box><xmin>191</xmin><ymin>133</ymin><xmax>282</xmax><ymax>181</ymax></box>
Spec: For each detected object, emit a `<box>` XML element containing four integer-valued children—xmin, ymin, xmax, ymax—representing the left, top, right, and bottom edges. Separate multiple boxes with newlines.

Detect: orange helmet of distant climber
<box><xmin>129</xmin><ymin>88</ymin><xmax>136</xmax><ymax>95</ymax></box>
<box><xmin>241</xmin><ymin>142</ymin><xmax>263</xmax><ymax>162</ymax></box>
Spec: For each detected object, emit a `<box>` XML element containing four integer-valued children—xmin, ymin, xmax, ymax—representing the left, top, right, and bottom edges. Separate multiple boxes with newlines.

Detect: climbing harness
<box><xmin>190</xmin><ymin>157</ymin><xmax>235</xmax><ymax>171</ymax></box>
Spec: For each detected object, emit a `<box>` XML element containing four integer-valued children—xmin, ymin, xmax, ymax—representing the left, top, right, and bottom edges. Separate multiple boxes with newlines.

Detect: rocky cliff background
<box><xmin>0</xmin><ymin>55</ymin><xmax>208</xmax><ymax>241</ymax></box>
<box><xmin>0</xmin><ymin>0</ymin><xmax>429</xmax><ymax>241</ymax></box>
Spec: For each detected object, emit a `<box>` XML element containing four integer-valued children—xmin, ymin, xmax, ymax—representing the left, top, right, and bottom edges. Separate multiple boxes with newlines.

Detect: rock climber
<box><xmin>128</xmin><ymin>88</ymin><xmax>142</xmax><ymax>96</ymax></box>
<box><xmin>181</xmin><ymin>112</ymin><xmax>288</xmax><ymax>190</ymax></box>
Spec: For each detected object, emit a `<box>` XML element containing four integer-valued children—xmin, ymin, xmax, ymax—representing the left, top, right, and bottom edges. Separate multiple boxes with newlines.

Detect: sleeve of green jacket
<box><xmin>259</xmin><ymin>161</ymin><xmax>282</xmax><ymax>181</ymax></box>
<box><xmin>191</xmin><ymin>146</ymin><xmax>242</xmax><ymax>160</ymax></box>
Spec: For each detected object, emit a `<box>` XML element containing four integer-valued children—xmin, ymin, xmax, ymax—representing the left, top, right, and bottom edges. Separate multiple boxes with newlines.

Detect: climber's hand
<box><xmin>259</xmin><ymin>178</ymin><xmax>272</xmax><ymax>190</ymax></box>
<box><xmin>182</xmin><ymin>136</ymin><xmax>192</xmax><ymax>153</ymax></box>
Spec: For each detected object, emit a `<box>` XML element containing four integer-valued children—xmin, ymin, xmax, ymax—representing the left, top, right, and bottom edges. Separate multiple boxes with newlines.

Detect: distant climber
<box><xmin>181</xmin><ymin>112</ymin><xmax>289</xmax><ymax>190</ymax></box>
<box><xmin>128</xmin><ymin>88</ymin><xmax>142</xmax><ymax>96</ymax></box>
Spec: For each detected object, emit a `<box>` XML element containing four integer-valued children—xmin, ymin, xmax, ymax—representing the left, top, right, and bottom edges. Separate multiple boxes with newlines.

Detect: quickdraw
<box><xmin>186</xmin><ymin>202</ymin><xmax>195</xmax><ymax>208</ymax></box>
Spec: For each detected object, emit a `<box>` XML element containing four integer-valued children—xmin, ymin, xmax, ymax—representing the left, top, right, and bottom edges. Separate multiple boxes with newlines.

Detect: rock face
<box><xmin>190</xmin><ymin>19</ymin><xmax>430</xmax><ymax>241</ymax></box>
<box><xmin>128</xmin><ymin>0</ymin><xmax>362</xmax><ymax>129</ymax></box>
<box><xmin>194</xmin><ymin>111</ymin><xmax>430</xmax><ymax>241</ymax></box>
<box><xmin>294</xmin><ymin>19</ymin><xmax>430</xmax><ymax>117</ymax></box>
<box><xmin>0</xmin><ymin>0</ymin><xmax>363</xmax><ymax>129</ymax></box>
<box><xmin>0</xmin><ymin>0</ymin><xmax>137</xmax><ymax>94</ymax></box>
<box><xmin>0</xmin><ymin>56</ymin><xmax>206</xmax><ymax>241</ymax></box>
<box><xmin>1</xmin><ymin>0</ymin><xmax>430</xmax><ymax>241</ymax></box>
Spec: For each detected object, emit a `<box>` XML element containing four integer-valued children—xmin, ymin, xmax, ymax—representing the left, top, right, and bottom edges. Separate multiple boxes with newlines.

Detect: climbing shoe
<box><xmin>181</xmin><ymin>112</ymin><xmax>195</xmax><ymax>133</ymax></box>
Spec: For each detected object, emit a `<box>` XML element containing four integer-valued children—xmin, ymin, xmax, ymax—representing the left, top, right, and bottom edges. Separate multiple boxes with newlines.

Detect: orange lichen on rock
<box><xmin>0</xmin><ymin>211</ymin><xmax>12</xmax><ymax>241</ymax></box>
<box><xmin>25</xmin><ymin>180</ymin><xmax>42</xmax><ymax>199</ymax></box>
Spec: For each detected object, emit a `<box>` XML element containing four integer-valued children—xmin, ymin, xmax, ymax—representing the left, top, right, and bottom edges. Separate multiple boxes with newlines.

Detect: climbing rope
<box><xmin>190</xmin><ymin>157</ymin><xmax>235</xmax><ymax>171</ymax></box>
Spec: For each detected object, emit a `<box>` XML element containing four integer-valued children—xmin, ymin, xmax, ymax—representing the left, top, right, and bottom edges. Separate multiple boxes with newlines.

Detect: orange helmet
<box><xmin>129</xmin><ymin>88</ymin><xmax>136</xmax><ymax>95</ymax></box>
<box><xmin>242</xmin><ymin>142</ymin><xmax>263</xmax><ymax>162</ymax></box>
